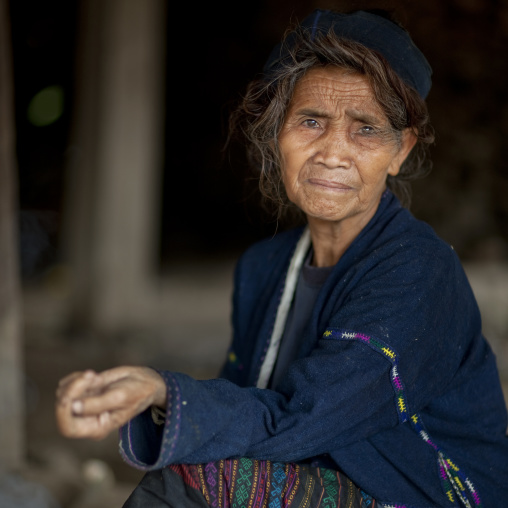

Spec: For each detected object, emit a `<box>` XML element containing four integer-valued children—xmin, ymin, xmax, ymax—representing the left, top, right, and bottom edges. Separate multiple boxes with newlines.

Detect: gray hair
<box><xmin>229</xmin><ymin>27</ymin><xmax>435</xmax><ymax>219</ymax></box>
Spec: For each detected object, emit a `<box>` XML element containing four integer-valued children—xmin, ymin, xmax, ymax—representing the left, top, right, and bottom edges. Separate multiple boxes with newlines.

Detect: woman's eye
<box><xmin>302</xmin><ymin>119</ymin><xmax>319</xmax><ymax>128</ymax></box>
<box><xmin>359</xmin><ymin>125</ymin><xmax>376</xmax><ymax>135</ymax></box>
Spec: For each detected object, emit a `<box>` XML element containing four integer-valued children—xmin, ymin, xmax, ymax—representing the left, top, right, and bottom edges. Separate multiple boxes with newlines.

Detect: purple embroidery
<box><xmin>323</xmin><ymin>328</ymin><xmax>484</xmax><ymax>508</ymax></box>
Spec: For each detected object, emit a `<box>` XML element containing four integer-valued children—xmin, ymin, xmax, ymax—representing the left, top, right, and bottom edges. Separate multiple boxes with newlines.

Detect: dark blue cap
<box><xmin>263</xmin><ymin>9</ymin><xmax>432</xmax><ymax>99</ymax></box>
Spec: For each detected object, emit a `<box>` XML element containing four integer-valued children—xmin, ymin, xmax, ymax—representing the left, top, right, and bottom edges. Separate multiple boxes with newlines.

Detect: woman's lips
<box><xmin>307</xmin><ymin>178</ymin><xmax>353</xmax><ymax>190</ymax></box>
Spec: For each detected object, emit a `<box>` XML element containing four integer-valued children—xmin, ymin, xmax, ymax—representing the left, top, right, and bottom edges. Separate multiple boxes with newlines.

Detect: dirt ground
<box><xmin>7</xmin><ymin>260</ymin><xmax>508</xmax><ymax>508</ymax></box>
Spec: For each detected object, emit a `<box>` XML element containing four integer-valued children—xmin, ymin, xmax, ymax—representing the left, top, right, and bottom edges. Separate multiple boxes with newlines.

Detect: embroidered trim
<box><xmin>120</xmin><ymin>370</ymin><xmax>183</xmax><ymax>471</ymax></box>
<box><xmin>323</xmin><ymin>329</ymin><xmax>409</xmax><ymax>423</ymax></box>
<box><xmin>158</xmin><ymin>371</ymin><xmax>182</xmax><ymax>467</ymax></box>
<box><xmin>323</xmin><ymin>329</ymin><xmax>483</xmax><ymax>508</ymax></box>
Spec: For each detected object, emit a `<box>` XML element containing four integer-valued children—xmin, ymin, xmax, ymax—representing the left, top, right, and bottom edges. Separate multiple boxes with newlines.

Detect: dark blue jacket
<box><xmin>120</xmin><ymin>192</ymin><xmax>508</xmax><ymax>507</ymax></box>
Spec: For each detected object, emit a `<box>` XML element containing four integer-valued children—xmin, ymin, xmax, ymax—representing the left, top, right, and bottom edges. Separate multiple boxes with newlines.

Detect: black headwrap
<box><xmin>263</xmin><ymin>9</ymin><xmax>432</xmax><ymax>99</ymax></box>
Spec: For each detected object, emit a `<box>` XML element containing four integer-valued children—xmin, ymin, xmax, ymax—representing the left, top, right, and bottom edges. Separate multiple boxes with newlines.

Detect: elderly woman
<box><xmin>56</xmin><ymin>9</ymin><xmax>508</xmax><ymax>507</ymax></box>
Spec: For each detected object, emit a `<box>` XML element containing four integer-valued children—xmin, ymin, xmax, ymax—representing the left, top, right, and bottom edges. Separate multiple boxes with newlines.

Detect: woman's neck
<box><xmin>307</xmin><ymin>207</ymin><xmax>378</xmax><ymax>267</ymax></box>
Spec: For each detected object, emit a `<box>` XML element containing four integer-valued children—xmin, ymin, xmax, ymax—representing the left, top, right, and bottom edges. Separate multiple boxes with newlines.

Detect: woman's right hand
<box><xmin>55</xmin><ymin>366</ymin><xmax>167</xmax><ymax>441</ymax></box>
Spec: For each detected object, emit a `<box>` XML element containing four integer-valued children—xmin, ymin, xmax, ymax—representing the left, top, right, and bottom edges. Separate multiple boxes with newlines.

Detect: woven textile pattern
<box><xmin>169</xmin><ymin>459</ymin><xmax>376</xmax><ymax>508</ymax></box>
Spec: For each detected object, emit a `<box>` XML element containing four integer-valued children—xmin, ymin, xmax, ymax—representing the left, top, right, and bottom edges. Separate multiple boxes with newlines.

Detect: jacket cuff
<box><xmin>119</xmin><ymin>370</ymin><xmax>182</xmax><ymax>470</ymax></box>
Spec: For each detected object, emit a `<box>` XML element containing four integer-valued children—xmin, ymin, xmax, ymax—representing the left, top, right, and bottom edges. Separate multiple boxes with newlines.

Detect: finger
<box><xmin>88</xmin><ymin>411</ymin><xmax>126</xmax><ymax>440</ymax></box>
<box><xmin>56</xmin><ymin>371</ymin><xmax>90</xmax><ymax>397</ymax></box>
<box><xmin>56</xmin><ymin>407</ymin><xmax>115</xmax><ymax>441</ymax></box>
<box><xmin>58</xmin><ymin>371</ymin><xmax>84</xmax><ymax>388</ymax></box>
<box><xmin>92</xmin><ymin>366</ymin><xmax>139</xmax><ymax>386</ymax></box>
<box><xmin>57</xmin><ymin>366</ymin><xmax>128</xmax><ymax>395</ymax></box>
<box><xmin>56</xmin><ymin>370</ymin><xmax>99</xmax><ymax>405</ymax></box>
<box><xmin>95</xmin><ymin>409</ymin><xmax>131</xmax><ymax>437</ymax></box>
<box><xmin>59</xmin><ymin>366</ymin><xmax>147</xmax><ymax>400</ymax></box>
<box><xmin>58</xmin><ymin>369</ymin><xmax>96</xmax><ymax>389</ymax></box>
<box><xmin>72</xmin><ymin>385</ymin><xmax>130</xmax><ymax>417</ymax></box>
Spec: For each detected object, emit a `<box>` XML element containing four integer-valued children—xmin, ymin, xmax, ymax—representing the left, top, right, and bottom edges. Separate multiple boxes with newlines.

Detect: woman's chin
<box><xmin>296</xmin><ymin>197</ymin><xmax>357</xmax><ymax>224</ymax></box>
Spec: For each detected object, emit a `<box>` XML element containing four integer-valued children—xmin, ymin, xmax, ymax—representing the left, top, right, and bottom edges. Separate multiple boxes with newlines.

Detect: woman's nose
<box><xmin>312</xmin><ymin>127</ymin><xmax>354</xmax><ymax>169</ymax></box>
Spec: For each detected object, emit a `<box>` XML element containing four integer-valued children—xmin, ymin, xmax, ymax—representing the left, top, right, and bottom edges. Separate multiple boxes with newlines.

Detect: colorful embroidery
<box><xmin>269</xmin><ymin>462</ymin><xmax>287</xmax><ymax>508</ymax></box>
<box><xmin>320</xmin><ymin>468</ymin><xmax>340</xmax><ymax>508</ymax></box>
<box><xmin>169</xmin><ymin>463</ymin><xmax>201</xmax><ymax>490</ymax></box>
<box><xmin>338</xmin><ymin>331</ymin><xmax>408</xmax><ymax>423</ymax></box>
<box><xmin>323</xmin><ymin>329</ymin><xmax>483</xmax><ymax>508</ymax></box>
<box><xmin>169</xmin><ymin>459</ymin><xmax>375</xmax><ymax>507</ymax></box>
<box><xmin>236</xmin><ymin>458</ymin><xmax>255</xmax><ymax>506</ymax></box>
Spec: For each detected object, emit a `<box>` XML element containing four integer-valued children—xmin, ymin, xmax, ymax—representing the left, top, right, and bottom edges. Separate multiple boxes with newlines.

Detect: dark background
<box><xmin>9</xmin><ymin>0</ymin><xmax>508</xmax><ymax>279</ymax></box>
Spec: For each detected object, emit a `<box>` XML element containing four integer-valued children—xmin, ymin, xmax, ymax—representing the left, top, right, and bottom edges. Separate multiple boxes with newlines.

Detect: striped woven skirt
<box><xmin>123</xmin><ymin>458</ymin><xmax>377</xmax><ymax>507</ymax></box>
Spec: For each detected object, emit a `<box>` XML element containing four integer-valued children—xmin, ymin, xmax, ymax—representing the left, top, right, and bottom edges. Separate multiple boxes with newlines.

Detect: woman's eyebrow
<box><xmin>345</xmin><ymin>108</ymin><xmax>384</xmax><ymax>125</ymax></box>
<box><xmin>292</xmin><ymin>107</ymin><xmax>332</xmax><ymax>119</ymax></box>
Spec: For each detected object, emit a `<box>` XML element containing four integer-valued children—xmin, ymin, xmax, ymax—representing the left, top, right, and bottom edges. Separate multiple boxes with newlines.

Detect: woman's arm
<box><xmin>120</xmin><ymin>234</ymin><xmax>484</xmax><ymax>470</ymax></box>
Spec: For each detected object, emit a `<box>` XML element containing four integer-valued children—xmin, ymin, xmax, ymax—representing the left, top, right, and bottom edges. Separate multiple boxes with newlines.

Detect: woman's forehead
<box><xmin>289</xmin><ymin>67</ymin><xmax>383</xmax><ymax>116</ymax></box>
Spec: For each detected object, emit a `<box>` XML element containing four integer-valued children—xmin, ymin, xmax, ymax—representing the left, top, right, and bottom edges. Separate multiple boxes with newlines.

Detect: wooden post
<box><xmin>63</xmin><ymin>0</ymin><xmax>166</xmax><ymax>333</ymax></box>
<box><xmin>0</xmin><ymin>0</ymin><xmax>24</xmax><ymax>470</ymax></box>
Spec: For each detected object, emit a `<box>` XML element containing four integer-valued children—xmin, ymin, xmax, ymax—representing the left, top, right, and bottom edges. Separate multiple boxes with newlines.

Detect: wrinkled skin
<box><xmin>278</xmin><ymin>67</ymin><xmax>416</xmax><ymax>266</ymax></box>
<box><xmin>55</xmin><ymin>366</ymin><xmax>166</xmax><ymax>440</ymax></box>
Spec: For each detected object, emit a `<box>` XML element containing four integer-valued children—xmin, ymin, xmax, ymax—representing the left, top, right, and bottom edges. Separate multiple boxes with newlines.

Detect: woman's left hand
<box><xmin>55</xmin><ymin>366</ymin><xmax>167</xmax><ymax>441</ymax></box>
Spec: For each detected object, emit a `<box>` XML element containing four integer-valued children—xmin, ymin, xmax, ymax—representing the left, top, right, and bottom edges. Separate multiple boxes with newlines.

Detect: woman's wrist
<box><xmin>148</xmin><ymin>368</ymin><xmax>167</xmax><ymax>409</ymax></box>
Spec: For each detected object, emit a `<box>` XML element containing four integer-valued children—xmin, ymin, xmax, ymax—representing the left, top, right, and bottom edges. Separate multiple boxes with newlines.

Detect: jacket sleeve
<box><xmin>119</xmin><ymin>238</ymin><xmax>482</xmax><ymax>470</ymax></box>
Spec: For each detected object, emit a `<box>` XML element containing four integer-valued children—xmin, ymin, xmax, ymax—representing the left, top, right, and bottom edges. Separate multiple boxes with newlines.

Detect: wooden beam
<box><xmin>63</xmin><ymin>0</ymin><xmax>166</xmax><ymax>333</ymax></box>
<box><xmin>0</xmin><ymin>0</ymin><xmax>24</xmax><ymax>471</ymax></box>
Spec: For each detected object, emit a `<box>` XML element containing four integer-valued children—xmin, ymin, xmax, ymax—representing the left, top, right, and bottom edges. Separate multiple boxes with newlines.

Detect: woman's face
<box><xmin>278</xmin><ymin>66</ymin><xmax>415</xmax><ymax>227</ymax></box>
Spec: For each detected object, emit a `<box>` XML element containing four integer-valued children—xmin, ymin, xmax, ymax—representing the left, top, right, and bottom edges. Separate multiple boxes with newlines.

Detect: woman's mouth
<box><xmin>307</xmin><ymin>178</ymin><xmax>353</xmax><ymax>190</ymax></box>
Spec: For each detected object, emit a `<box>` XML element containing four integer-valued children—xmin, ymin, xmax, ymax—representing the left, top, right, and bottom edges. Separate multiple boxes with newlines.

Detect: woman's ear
<box><xmin>387</xmin><ymin>129</ymin><xmax>418</xmax><ymax>176</ymax></box>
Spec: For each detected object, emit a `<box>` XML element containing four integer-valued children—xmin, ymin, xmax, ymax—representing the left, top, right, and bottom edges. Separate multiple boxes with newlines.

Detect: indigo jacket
<box><xmin>120</xmin><ymin>191</ymin><xmax>508</xmax><ymax>507</ymax></box>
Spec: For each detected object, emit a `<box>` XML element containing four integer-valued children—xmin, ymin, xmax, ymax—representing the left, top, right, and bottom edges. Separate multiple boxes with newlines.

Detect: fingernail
<box><xmin>72</xmin><ymin>400</ymin><xmax>83</xmax><ymax>415</ymax></box>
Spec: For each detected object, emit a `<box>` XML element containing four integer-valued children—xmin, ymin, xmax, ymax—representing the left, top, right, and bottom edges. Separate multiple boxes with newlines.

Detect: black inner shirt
<box><xmin>269</xmin><ymin>250</ymin><xmax>333</xmax><ymax>389</ymax></box>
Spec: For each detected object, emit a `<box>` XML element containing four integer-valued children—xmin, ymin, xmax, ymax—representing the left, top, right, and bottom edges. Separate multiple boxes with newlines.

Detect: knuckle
<box><xmin>109</xmin><ymin>412</ymin><xmax>125</xmax><ymax>428</ymax></box>
<box><xmin>114</xmin><ymin>390</ymin><xmax>128</xmax><ymax>405</ymax></box>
